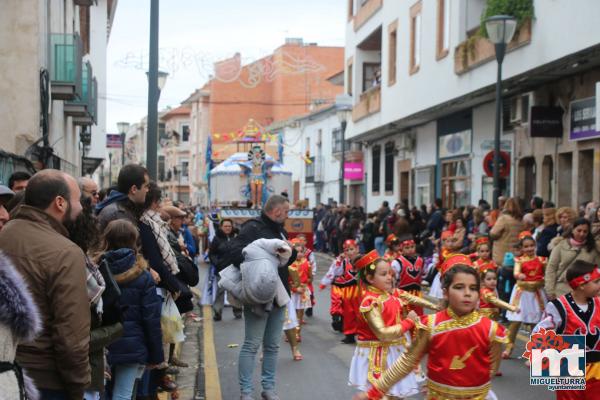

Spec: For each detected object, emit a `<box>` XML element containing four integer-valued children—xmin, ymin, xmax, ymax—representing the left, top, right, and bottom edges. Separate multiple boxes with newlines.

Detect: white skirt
<box><xmin>291</xmin><ymin>290</ymin><xmax>312</xmax><ymax>310</ymax></box>
<box><xmin>283</xmin><ymin>300</ymin><xmax>299</xmax><ymax>331</ymax></box>
<box><xmin>429</xmin><ymin>273</ymin><xmax>444</xmax><ymax>299</ymax></box>
<box><xmin>506</xmin><ymin>286</ymin><xmax>547</xmax><ymax>324</ymax></box>
<box><xmin>348</xmin><ymin>341</ymin><xmax>419</xmax><ymax>398</ymax></box>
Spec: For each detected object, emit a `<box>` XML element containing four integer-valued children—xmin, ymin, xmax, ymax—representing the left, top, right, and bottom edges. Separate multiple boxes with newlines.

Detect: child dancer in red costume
<box><xmin>391</xmin><ymin>235</ymin><xmax>427</xmax><ymax>316</ymax></box>
<box><xmin>503</xmin><ymin>231</ymin><xmax>547</xmax><ymax>358</ymax></box>
<box><xmin>534</xmin><ymin>260</ymin><xmax>600</xmax><ymax>400</ymax></box>
<box><xmin>296</xmin><ymin>234</ymin><xmax>317</xmax><ymax>317</ymax></box>
<box><xmin>349</xmin><ymin>250</ymin><xmax>420</xmax><ymax>399</ymax></box>
<box><xmin>473</xmin><ymin>237</ymin><xmax>498</xmax><ymax>274</ymax></box>
<box><xmin>321</xmin><ymin>239</ymin><xmax>361</xmax><ymax>343</ymax></box>
<box><xmin>289</xmin><ymin>240</ymin><xmax>313</xmax><ymax>342</ymax></box>
<box><xmin>354</xmin><ymin>254</ymin><xmax>508</xmax><ymax>400</ymax></box>
<box><xmin>383</xmin><ymin>234</ymin><xmax>402</xmax><ymax>263</ymax></box>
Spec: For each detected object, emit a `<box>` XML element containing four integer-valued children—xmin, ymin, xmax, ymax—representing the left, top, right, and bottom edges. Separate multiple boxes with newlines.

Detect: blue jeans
<box><xmin>374</xmin><ymin>236</ymin><xmax>385</xmax><ymax>256</ymax></box>
<box><xmin>39</xmin><ymin>390</ymin><xmax>68</xmax><ymax>400</ymax></box>
<box><xmin>112</xmin><ymin>363</ymin><xmax>145</xmax><ymax>400</ymax></box>
<box><xmin>238</xmin><ymin>305</ymin><xmax>285</xmax><ymax>395</ymax></box>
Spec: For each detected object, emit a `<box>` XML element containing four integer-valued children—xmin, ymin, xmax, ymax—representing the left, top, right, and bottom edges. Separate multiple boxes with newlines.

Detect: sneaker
<box><xmin>261</xmin><ymin>391</ymin><xmax>281</xmax><ymax>400</ymax></box>
<box><xmin>170</xmin><ymin>357</ymin><xmax>189</xmax><ymax>368</ymax></box>
<box><xmin>213</xmin><ymin>311</ymin><xmax>222</xmax><ymax>321</ymax></box>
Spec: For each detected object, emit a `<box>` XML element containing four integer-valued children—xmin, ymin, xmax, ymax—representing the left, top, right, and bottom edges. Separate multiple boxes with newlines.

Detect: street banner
<box><xmin>344</xmin><ymin>162</ymin><xmax>364</xmax><ymax>180</ymax></box>
<box><xmin>106</xmin><ymin>134</ymin><xmax>123</xmax><ymax>148</ymax></box>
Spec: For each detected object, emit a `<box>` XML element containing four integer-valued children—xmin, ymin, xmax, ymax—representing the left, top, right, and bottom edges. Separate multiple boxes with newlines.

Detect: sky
<box><xmin>106</xmin><ymin>0</ymin><xmax>347</xmax><ymax>133</ymax></box>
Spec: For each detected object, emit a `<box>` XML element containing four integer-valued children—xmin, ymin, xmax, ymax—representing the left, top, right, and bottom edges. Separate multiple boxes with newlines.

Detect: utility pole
<box><xmin>146</xmin><ymin>0</ymin><xmax>159</xmax><ymax>180</ymax></box>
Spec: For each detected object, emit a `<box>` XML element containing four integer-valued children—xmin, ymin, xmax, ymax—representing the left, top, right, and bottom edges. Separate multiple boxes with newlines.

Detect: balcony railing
<box><xmin>72</xmin><ymin>75</ymin><xmax>97</xmax><ymax>126</ymax></box>
<box><xmin>65</xmin><ymin>61</ymin><xmax>91</xmax><ymax>117</ymax></box>
<box><xmin>352</xmin><ymin>86</ymin><xmax>381</xmax><ymax>122</ymax></box>
<box><xmin>50</xmin><ymin>33</ymin><xmax>83</xmax><ymax>100</ymax></box>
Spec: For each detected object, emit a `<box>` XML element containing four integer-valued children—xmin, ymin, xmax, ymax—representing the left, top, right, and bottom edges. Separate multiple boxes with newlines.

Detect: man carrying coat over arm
<box><xmin>218</xmin><ymin>195</ymin><xmax>297</xmax><ymax>400</ymax></box>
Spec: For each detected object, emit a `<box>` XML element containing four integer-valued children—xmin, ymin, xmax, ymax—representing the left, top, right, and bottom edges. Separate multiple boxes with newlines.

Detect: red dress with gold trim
<box><xmin>506</xmin><ymin>255</ymin><xmax>547</xmax><ymax>324</ymax></box>
<box><xmin>349</xmin><ymin>287</ymin><xmax>419</xmax><ymax>398</ymax></box>
<box><xmin>391</xmin><ymin>255</ymin><xmax>425</xmax><ymax>315</ymax></box>
<box><xmin>474</xmin><ymin>258</ymin><xmax>498</xmax><ymax>274</ymax></box>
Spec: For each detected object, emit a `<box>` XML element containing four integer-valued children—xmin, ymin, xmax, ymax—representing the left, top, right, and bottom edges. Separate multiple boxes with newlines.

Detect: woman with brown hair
<box><xmin>489</xmin><ymin>198</ymin><xmax>524</xmax><ymax>266</ymax></box>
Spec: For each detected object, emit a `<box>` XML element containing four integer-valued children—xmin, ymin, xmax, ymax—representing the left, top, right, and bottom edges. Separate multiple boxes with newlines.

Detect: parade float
<box><xmin>206</xmin><ymin>119</ymin><xmax>313</xmax><ymax>248</ymax></box>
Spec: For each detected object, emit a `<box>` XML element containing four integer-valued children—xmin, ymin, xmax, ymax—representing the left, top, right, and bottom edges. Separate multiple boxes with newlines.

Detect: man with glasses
<box><xmin>78</xmin><ymin>177</ymin><xmax>100</xmax><ymax>206</ymax></box>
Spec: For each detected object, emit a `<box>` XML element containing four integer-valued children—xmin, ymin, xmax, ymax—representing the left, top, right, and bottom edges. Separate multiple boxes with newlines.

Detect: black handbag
<box><xmin>175</xmin><ymin>253</ymin><xmax>199</xmax><ymax>286</ymax></box>
<box><xmin>98</xmin><ymin>259</ymin><xmax>124</xmax><ymax>325</ymax></box>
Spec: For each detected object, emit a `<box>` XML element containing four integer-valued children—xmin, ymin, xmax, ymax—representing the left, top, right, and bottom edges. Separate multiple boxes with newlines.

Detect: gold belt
<box><xmin>427</xmin><ymin>380</ymin><xmax>490</xmax><ymax>399</ymax></box>
<box><xmin>517</xmin><ymin>280</ymin><xmax>544</xmax><ymax>292</ymax></box>
<box><xmin>356</xmin><ymin>338</ymin><xmax>406</xmax><ymax>348</ymax></box>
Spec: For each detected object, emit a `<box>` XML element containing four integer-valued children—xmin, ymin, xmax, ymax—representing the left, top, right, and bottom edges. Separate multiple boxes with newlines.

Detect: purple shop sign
<box><xmin>344</xmin><ymin>162</ymin><xmax>364</xmax><ymax>180</ymax></box>
<box><xmin>569</xmin><ymin>97</ymin><xmax>598</xmax><ymax>141</ymax></box>
<box><xmin>106</xmin><ymin>134</ymin><xmax>123</xmax><ymax>148</ymax></box>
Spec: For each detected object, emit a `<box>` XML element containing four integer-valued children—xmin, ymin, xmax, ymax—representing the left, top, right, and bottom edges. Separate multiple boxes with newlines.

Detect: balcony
<box><xmin>352</xmin><ymin>86</ymin><xmax>381</xmax><ymax>122</ymax></box>
<box><xmin>454</xmin><ymin>19</ymin><xmax>532</xmax><ymax>75</ymax></box>
<box><xmin>72</xmin><ymin>77</ymin><xmax>97</xmax><ymax>126</ymax></box>
<box><xmin>354</xmin><ymin>0</ymin><xmax>382</xmax><ymax>31</ymax></box>
<box><xmin>65</xmin><ymin>61</ymin><xmax>96</xmax><ymax>125</ymax></box>
<box><xmin>50</xmin><ymin>34</ymin><xmax>83</xmax><ymax>100</ymax></box>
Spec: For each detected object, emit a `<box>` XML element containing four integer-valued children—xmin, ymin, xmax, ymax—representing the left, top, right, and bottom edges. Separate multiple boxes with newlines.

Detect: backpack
<box><xmin>98</xmin><ymin>258</ymin><xmax>125</xmax><ymax>325</ymax></box>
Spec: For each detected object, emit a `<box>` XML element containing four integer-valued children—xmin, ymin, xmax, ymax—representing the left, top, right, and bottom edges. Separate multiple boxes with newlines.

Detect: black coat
<box><xmin>209</xmin><ymin>229</ymin><xmax>236</xmax><ymax>272</ymax></box>
<box><xmin>219</xmin><ymin>212</ymin><xmax>297</xmax><ymax>294</ymax></box>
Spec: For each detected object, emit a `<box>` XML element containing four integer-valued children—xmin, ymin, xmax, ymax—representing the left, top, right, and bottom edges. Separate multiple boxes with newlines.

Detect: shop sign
<box><xmin>570</xmin><ymin>97</ymin><xmax>597</xmax><ymax>141</ymax></box>
<box><xmin>106</xmin><ymin>134</ymin><xmax>123</xmax><ymax>148</ymax></box>
<box><xmin>531</xmin><ymin>106</ymin><xmax>563</xmax><ymax>138</ymax></box>
<box><xmin>344</xmin><ymin>162</ymin><xmax>364</xmax><ymax>180</ymax></box>
<box><xmin>438</xmin><ymin>130</ymin><xmax>471</xmax><ymax>158</ymax></box>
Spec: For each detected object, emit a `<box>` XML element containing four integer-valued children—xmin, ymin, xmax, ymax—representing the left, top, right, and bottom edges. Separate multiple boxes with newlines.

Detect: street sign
<box><xmin>483</xmin><ymin>150</ymin><xmax>510</xmax><ymax>178</ymax></box>
<box><xmin>106</xmin><ymin>134</ymin><xmax>123</xmax><ymax>148</ymax></box>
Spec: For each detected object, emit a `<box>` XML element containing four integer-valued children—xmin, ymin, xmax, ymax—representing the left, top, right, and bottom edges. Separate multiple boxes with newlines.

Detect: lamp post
<box><xmin>117</xmin><ymin>121</ymin><xmax>130</xmax><ymax>167</ymax></box>
<box><xmin>108</xmin><ymin>152</ymin><xmax>113</xmax><ymax>186</ymax></box>
<box><xmin>485</xmin><ymin>15</ymin><xmax>517</xmax><ymax>209</ymax></box>
<box><xmin>335</xmin><ymin>94</ymin><xmax>353</xmax><ymax>205</ymax></box>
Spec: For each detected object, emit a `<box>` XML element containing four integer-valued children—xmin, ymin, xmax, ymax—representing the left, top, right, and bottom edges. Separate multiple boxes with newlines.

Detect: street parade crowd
<box><xmin>0</xmin><ymin>167</ymin><xmax>600</xmax><ymax>400</ymax></box>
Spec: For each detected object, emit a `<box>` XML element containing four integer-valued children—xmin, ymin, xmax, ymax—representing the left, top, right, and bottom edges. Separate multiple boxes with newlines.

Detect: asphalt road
<box><xmin>208</xmin><ymin>253</ymin><xmax>554</xmax><ymax>400</ymax></box>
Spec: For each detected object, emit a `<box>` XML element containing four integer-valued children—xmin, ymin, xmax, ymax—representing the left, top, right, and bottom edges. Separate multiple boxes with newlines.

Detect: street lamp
<box><xmin>117</xmin><ymin>121</ymin><xmax>130</xmax><ymax>166</ymax></box>
<box><xmin>336</xmin><ymin>94</ymin><xmax>352</xmax><ymax>205</ymax></box>
<box><xmin>146</xmin><ymin>67</ymin><xmax>169</xmax><ymax>181</ymax></box>
<box><xmin>485</xmin><ymin>15</ymin><xmax>517</xmax><ymax>209</ymax></box>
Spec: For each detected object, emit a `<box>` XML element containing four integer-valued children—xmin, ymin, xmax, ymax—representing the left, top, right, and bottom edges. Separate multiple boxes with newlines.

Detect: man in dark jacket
<box><xmin>426</xmin><ymin>198</ymin><xmax>445</xmax><ymax>239</ymax></box>
<box><xmin>219</xmin><ymin>195</ymin><xmax>296</xmax><ymax>400</ymax></box>
<box><xmin>209</xmin><ymin>218</ymin><xmax>241</xmax><ymax>320</ymax></box>
<box><xmin>96</xmin><ymin>164</ymin><xmax>149</xmax><ymax>231</ymax></box>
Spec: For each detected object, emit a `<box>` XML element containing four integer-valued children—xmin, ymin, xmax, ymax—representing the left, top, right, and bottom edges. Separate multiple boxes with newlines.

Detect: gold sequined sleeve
<box><xmin>363</xmin><ymin>304</ymin><xmax>415</xmax><ymax>342</ymax></box>
<box><xmin>399</xmin><ymin>291</ymin><xmax>440</xmax><ymax>311</ymax></box>
<box><xmin>373</xmin><ymin>321</ymin><xmax>431</xmax><ymax>393</ymax></box>
<box><xmin>484</xmin><ymin>292</ymin><xmax>518</xmax><ymax>312</ymax></box>
<box><xmin>513</xmin><ymin>259</ymin><xmax>522</xmax><ymax>280</ymax></box>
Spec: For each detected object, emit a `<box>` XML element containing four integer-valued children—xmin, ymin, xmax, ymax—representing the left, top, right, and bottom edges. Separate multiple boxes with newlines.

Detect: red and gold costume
<box><xmin>479</xmin><ymin>287</ymin><xmax>517</xmax><ymax>320</ymax></box>
<box><xmin>288</xmin><ymin>258</ymin><xmax>313</xmax><ymax>308</ymax></box>
<box><xmin>367</xmin><ymin>309</ymin><xmax>507</xmax><ymax>400</ymax></box>
<box><xmin>321</xmin><ymin>253</ymin><xmax>361</xmax><ymax>335</ymax></box>
<box><xmin>509</xmin><ymin>255</ymin><xmax>547</xmax><ymax>316</ymax></box>
<box><xmin>349</xmin><ymin>285</ymin><xmax>419</xmax><ymax>397</ymax></box>
<box><xmin>474</xmin><ymin>258</ymin><xmax>498</xmax><ymax>274</ymax></box>
<box><xmin>383</xmin><ymin>234</ymin><xmax>401</xmax><ymax>263</ymax></box>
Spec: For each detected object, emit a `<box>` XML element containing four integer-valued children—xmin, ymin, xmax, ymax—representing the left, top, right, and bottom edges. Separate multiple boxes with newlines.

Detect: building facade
<box><xmin>0</xmin><ymin>0</ymin><xmax>116</xmax><ymax>182</ymax></box>
<box><xmin>344</xmin><ymin>0</ymin><xmax>600</xmax><ymax>211</ymax></box>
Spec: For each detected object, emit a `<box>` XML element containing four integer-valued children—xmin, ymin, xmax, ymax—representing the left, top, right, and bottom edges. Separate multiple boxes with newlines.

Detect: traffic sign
<box><xmin>483</xmin><ymin>150</ymin><xmax>510</xmax><ymax>178</ymax></box>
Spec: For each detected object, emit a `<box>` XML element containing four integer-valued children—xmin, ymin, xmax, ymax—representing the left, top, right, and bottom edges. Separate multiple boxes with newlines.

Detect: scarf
<box><xmin>85</xmin><ymin>255</ymin><xmax>105</xmax><ymax>312</ymax></box>
<box><xmin>141</xmin><ymin>209</ymin><xmax>180</xmax><ymax>274</ymax></box>
<box><xmin>570</xmin><ymin>238</ymin><xmax>585</xmax><ymax>248</ymax></box>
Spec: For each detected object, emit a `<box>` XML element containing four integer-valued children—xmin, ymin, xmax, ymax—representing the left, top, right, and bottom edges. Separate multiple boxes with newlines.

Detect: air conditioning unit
<box><xmin>509</xmin><ymin>92</ymin><xmax>534</xmax><ymax>124</ymax></box>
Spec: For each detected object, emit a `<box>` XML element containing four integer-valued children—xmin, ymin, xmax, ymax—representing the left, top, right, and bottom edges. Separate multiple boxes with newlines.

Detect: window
<box><xmin>414</xmin><ymin>167</ymin><xmax>432</xmax><ymax>207</ymax></box>
<box><xmin>305</xmin><ymin>157</ymin><xmax>315</xmax><ymax>183</ymax></box>
<box><xmin>410</xmin><ymin>1</ymin><xmax>422</xmax><ymax>74</ymax></box>
<box><xmin>363</xmin><ymin>62</ymin><xmax>381</xmax><ymax>92</ymax></box>
<box><xmin>388</xmin><ymin>21</ymin><xmax>398</xmax><ymax>85</ymax></box>
<box><xmin>332</xmin><ymin>128</ymin><xmax>343</xmax><ymax>153</ymax></box>
<box><xmin>181</xmin><ymin>124</ymin><xmax>190</xmax><ymax>142</ymax></box>
<box><xmin>384</xmin><ymin>142</ymin><xmax>395</xmax><ymax>192</ymax></box>
<box><xmin>371</xmin><ymin>145</ymin><xmax>381</xmax><ymax>193</ymax></box>
<box><xmin>436</xmin><ymin>0</ymin><xmax>450</xmax><ymax>59</ymax></box>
